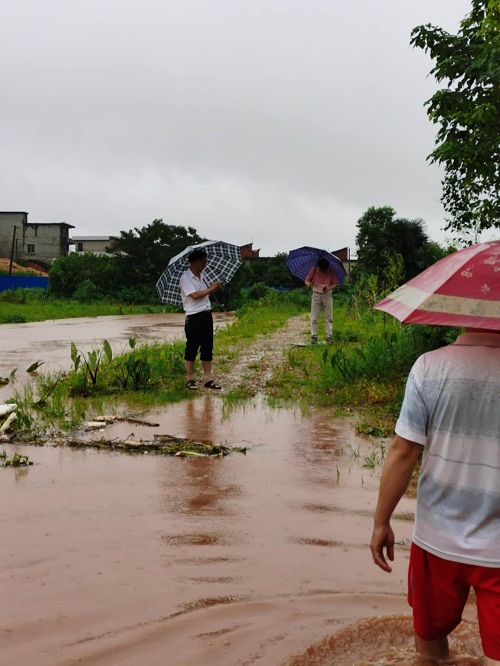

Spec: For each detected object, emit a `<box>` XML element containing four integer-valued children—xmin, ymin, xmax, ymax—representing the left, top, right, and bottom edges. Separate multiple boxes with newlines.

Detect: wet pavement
<box><xmin>0</xmin><ymin>315</ymin><xmax>483</xmax><ymax>665</ymax></box>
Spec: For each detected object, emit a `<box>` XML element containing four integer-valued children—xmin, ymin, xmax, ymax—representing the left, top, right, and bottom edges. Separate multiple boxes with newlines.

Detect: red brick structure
<box><xmin>332</xmin><ymin>247</ymin><xmax>356</xmax><ymax>278</ymax></box>
<box><xmin>240</xmin><ymin>243</ymin><xmax>260</xmax><ymax>260</ymax></box>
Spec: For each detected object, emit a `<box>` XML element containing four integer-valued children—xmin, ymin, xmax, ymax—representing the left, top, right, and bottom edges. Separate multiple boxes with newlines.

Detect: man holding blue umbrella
<box><xmin>286</xmin><ymin>247</ymin><xmax>347</xmax><ymax>344</ymax></box>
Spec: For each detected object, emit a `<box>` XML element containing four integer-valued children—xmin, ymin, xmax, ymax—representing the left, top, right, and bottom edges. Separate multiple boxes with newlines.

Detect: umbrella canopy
<box><xmin>374</xmin><ymin>240</ymin><xmax>500</xmax><ymax>330</ymax></box>
<box><xmin>156</xmin><ymin>240</ymin><xmax>242</xmax><ymax>307</ymax></box>
<box><xmin>286</xmin><ymin>246</ymin><xmax>347</xmax><ymax>284</ymax></box>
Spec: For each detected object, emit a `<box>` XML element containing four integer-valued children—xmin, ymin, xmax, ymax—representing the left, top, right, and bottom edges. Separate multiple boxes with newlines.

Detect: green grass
<box><xmin>0</xmin><ymin>288</ymin><xmax>174</xmax><ymax>323</ymax></box>
<box><xmin>264</xmin><ymin>299</ymin><xmax>459</xmax><ymax>425</ymax></box>
<box><xmin>5</xmin><ymin>288</ymin><xmax>457</xmax><ymax>436</ymax></box>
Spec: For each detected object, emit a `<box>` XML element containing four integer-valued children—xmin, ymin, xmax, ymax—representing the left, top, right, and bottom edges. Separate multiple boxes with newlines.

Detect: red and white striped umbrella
<box><xmin>374</xmin><ymin>240</ymin><xmax>500</xmax><ymax>330</ymax></box>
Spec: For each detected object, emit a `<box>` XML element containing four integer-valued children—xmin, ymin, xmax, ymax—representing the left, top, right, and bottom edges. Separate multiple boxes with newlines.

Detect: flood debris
<box><xmin>0</xmin><ymin>450</ymin><xmax>33</xmax><ymax>468</ymax></box>
<box><xmin>80</xmin><ymin>415</ymin><xmax>160</xmax><ymax>431</ymax></box>
<box><xmin>1</xmin><ymin>405</ymin><xmax>246</xmax><ymax>457</ymax></box>
<box><xmin>66</xmin><ymin>433</ymin><xmax>247</xmax><ymax>457</ymax></box>
<box><xmin>0</xmin><ymin>403</ymin><xmax>17</xmax><ymax>418</ymax></box>
<box><xmin>0</xmin><ymin>404</ymin><xmax>18</xmax><ymax>441</ymax></box>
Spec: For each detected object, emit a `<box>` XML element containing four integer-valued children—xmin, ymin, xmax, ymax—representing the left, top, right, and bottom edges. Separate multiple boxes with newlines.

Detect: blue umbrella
<box><xmin>286</xmin><ymin>246</ymin><xmax>347</xmax><ymax>284</ymax></box>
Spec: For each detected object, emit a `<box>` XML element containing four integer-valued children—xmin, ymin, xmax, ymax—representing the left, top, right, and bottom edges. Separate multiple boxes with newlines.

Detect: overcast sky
<box><xmin>1</xmin><ymin>0</ymin><xmax>480</xmax><ymax>256</ymax></box>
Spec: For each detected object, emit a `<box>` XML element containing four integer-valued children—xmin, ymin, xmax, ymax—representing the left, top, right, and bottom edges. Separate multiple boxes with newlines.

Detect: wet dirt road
<box><xmin>0</xmin><ymin>316</ymin><xmax>482</xmax><ymax>665</ymax></box>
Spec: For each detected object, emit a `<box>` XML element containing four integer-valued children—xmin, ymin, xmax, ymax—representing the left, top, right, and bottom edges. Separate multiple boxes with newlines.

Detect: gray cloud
<box><xmin>1</xmin><ymin>0</ymin><xmax>476</xmax><ymax>255</ymax></box>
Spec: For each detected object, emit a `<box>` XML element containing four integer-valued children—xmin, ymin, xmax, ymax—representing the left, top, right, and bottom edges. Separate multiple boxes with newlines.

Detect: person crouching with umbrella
<box><xmin>305</xmin><ymin>258</ymin><xmax>338</xmax><ymax>344</ymax></box>
<box><xmin>179</xmin><ymin>249</ymin><xmax>222</xmax><ymax>390</ymax></box>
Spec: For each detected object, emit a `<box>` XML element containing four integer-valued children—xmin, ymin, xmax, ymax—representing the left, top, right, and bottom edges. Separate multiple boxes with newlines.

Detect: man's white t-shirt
<box><xmin>396</xmin><ymin>332</ymin><xmax>500</xmax><ymax>567</ymax></box>
<box><xmin>179</xmin><ymin>268</ymin><xmax>212</xmax><ymax>315</ymax></box>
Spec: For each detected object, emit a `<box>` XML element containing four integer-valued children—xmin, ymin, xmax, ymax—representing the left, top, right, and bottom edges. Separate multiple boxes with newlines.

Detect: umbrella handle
<box><xmin>203</xmin><ymin>278</ymin><xmax>223</xmax><ymax>310</ymax></box>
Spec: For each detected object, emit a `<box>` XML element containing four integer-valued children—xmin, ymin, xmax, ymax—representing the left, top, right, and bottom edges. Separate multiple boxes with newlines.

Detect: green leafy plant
<box><xmin>71</xmin><ymin>340</ymin><xmax>113</xmax><ymax>390</ymax></box>
<box><xmin>0</xmin><ymin>450</ymin><xmax>33</xmax><ymax>467</ymax></box>
<box><xmin>112</xmin><ymin>339</ymin><xmax>153</xmax><ymax>390</ymax></box>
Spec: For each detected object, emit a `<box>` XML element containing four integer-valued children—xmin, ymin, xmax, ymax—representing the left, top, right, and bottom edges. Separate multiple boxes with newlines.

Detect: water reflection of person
<box><xmin>181</xmin><ymin>397</ymin><xmax>232</xmax><ymax>517</ymax></box>
<box><xmin>370</xmin><ymin>329</ymin><xmax>500</xmax><ymax>665</ymax></box>
<box><xmin>185</xmin><ymin>395</ymin><xmax>215</xmax><ymax>444</ymax></box>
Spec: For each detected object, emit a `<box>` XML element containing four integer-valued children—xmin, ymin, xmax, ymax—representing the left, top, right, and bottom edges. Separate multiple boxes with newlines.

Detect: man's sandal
<box><xmin>204</xmin><ymin>380</ymin><xmax>222</xmax><ymax>390</ymax></box>
<box><xmin>185</xmin><ymin>380</ymin><xmax>198</xmax><ymax>390</ymax></box>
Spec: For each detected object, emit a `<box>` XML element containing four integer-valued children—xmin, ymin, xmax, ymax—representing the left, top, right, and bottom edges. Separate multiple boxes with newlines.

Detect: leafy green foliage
<box><xmin>26</xmin><ymin>361</ymin><xmax>44</xmax><ymax>373</ymax></box>
<box><xmin>411</xmin><ymin>1</ymin><xmax>500</xmax><ymax>236</ymax></box>
<box><xmin>0</xmin><ymin>287</ymin><xmax>48</xmax><ymax>304</ymax></box>
<box><xmin>111</xmin><ymin>339</ymin><xmax>155</xmax><ymax>390</ymax></box>
<box><xmin>353</xmin><ymin>207</ymin><xmax>445</xmax><ymax>286</ymax></box>
<box><xmin>0</xmin><ymin>450</ymin><xmax>33</xmax><ymax>467</ymax></box>
<box><xmin>70</xmin><ymin>340</ymin><xmax>113</xmax><ymax>391</ymax></box>
<box><xmin>49</xmin><ymin>253</ymin><xmax>121</xmax><ymax>299</ymax></box>
<box><xmin>48</xmin><ymin>221</ymin><xmax>206</xmax><ymax>304</ymax></box>
<box><xmin>73</xmin><ymin>279</ymin><xmax>103</xmax><ymax>303</ymax></box>
<box><xmin>108</xmin><ymin>219</ymin><xmax>205</xmax><ymax>293</ymax></box>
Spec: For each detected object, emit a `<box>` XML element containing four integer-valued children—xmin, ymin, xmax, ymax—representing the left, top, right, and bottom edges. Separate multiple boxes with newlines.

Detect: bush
<box><xmin>73</xmin><ymin>279</ymin><xmax>104</xmax><ymax>304</ymax></box>
<box><xmin>0</xmin><ymin>288</ymin><xmax>48</xmax><ymax>304</ymax></box>
<box><xmin>244</xmin><ymin>282</ymin><xmax>274</xmax><ymax>301</ymax></box>
<box><xmin>0</xmin><ymin>313</ymin><xmax>26</xmax><ymax>323</ymax></box>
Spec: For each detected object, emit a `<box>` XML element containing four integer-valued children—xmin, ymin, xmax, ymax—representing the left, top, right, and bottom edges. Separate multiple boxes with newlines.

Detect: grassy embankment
<box><xmin>3</xmin><ymin>288</ymin><xmax>456</xmax><ymax>436</ymax></box>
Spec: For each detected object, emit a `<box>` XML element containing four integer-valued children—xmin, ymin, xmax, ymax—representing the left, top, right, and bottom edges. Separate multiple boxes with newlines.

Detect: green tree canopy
<box><xmin>411</xmin><ymin>0</ymin><xmax>500</xmax><ymax>236</ymax></box>
<box><xmin>108</xmin><ymin>219</ymin><xmax>206</xmax><ymax>289</ymax></box>
<box><xmin>49</xmin><ymin>253</ymin><xmax>121</xmax><ymax>299</ymax></box>
<box><xmin>353</xmin><ymin>206</ymin><xmax>444</xmax><ymax>285</ymax></box>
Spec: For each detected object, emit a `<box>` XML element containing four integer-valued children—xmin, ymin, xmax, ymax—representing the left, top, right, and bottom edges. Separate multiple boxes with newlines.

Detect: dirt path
<box><xmin>218</xmin><ymin>313</ymin><xmax>310</xmax><ymax>393</ymax></box>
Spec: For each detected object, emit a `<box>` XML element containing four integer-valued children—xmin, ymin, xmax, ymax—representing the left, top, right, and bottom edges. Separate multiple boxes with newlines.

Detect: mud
<box><xmin>0</xmin><ymin>314</ymin><xmax>484</xmax><ymax>664</ymax></box>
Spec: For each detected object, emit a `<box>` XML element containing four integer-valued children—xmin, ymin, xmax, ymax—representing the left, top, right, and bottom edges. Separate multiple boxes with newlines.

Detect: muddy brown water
<box><xmin>0</xmin><ymin>314</ymin><xmax>483</xmax><ymax>665</ymax></box>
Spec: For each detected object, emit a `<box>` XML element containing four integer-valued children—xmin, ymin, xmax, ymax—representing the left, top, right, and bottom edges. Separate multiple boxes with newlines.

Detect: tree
<box><xmin>108</xmin><ymin>220</ymin><xmax>206</xmax><ymax>291</ymax></box>
<box><xmin>411</xmin><ymin>0</ymin><xmax>500</xmax><ymax>236</ymax></box>
<box><xmin>49</xmin><ymin>253</ymin><xmax>121</xmax><ymax>299</ymax></box>
<box><xmin>353</xmin><ymin>206</ymin><xmax>444</xmax><ymax>286</ymax></box>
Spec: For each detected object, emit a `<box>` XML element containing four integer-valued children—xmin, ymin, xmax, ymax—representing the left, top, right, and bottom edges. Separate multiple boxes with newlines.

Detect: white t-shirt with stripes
<box><xmin>396</xmin><ymin>331</ymin><xmax>500</xmax><ymax>567</ymax></box>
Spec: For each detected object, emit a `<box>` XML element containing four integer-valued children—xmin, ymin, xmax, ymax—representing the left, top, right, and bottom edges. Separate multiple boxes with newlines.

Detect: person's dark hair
<box><xmin>189</xmin><ymin>249</ymin><xmax>207</xmax><ymax>263</ymax></box>
<box><xmin>317</xmin><ymin>258</ymin><xmax>329</xmax><ymax>271</ymax></box>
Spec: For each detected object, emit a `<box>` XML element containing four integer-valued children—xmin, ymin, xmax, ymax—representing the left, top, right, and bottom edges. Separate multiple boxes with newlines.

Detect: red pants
<box><xmin>408</xmin><ymin>543</ymin><xmax>500</xmax><ymax>660</ymax></box>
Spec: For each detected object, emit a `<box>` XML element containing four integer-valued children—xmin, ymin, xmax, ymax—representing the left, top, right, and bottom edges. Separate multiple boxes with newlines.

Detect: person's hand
<box><xmin>370</xmin><ymin>523</ymin><xmax>395</xmax><ymax>573</ymax></box>
<box><xmin>210</xmin><ymin>281</ymin><xmax>222</xmax><ymax>293</ymax></box>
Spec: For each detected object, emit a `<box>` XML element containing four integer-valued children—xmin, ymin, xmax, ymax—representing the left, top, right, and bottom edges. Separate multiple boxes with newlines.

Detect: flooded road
<box><xmin>0</xmin><ymin>315</ymin><xmax>482</xmax><ymax>664</ymax></box>
<box><xmin>0</xmin><ymin>311</ymin><xmax>232</xmax><ymax>397</ymax></box>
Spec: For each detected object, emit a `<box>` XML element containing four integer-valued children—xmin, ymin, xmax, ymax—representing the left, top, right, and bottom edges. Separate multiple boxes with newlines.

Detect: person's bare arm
<box><xmin>370</xmin><ymin>435</ymin><xmax>421</xmax><ymax>572</ymax></box>
<box><xmin>188</xmin><ymin>281</ymin><xmax>222</xmax><ymax>300</ymax></box>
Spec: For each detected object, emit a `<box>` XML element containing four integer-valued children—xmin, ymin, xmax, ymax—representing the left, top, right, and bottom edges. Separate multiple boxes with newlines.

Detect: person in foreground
<box><xmin>370</xmin><ymin>328</ymin><xmax>500</xmax><ymax>665</ymax></box>
<box><xmin>179</xmin><ymin>249</ymin><xmax>222</xmax><ymax>390</ymax></box>
<box><xmin>304</xmin><ymin>258</ymin><xmax>338</xmax><ymax>344</ymax></box>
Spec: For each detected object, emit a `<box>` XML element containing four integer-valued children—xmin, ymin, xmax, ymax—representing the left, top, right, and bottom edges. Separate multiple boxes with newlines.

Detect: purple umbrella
<box><xmin>286</xmin><ymin>246</ymin><xmax>347</xmax><ymax>284</ymax></box>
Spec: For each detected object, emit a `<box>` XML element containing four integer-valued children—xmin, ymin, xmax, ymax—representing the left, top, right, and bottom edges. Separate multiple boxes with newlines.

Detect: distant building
<box><xmin>0</xmin><ymin>212</ymin><xmax>73</xmax><ymax>266</ymax></box>
<box><xmin>240</xmin><ymin>243</ymin><xmax>260</xmax><ymax>260</ymax></box>
<box><xmin>332</xmin><ymin>246</ymin><xmax>356</xmax><ymax>278</ymax></box>
<box><xmin>72</xmin><ymin>236</ymin><xmax>117</xmax><ymax>255</ymax></box>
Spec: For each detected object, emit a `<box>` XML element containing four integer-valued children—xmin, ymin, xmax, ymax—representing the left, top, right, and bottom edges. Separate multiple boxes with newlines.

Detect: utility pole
<box><xmin>9</xmin><ymin>226</ymin><xmax>18</xmax><ymax>275</ymax></box>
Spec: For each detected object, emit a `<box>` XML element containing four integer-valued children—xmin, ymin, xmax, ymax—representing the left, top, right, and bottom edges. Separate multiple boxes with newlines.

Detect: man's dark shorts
<box><xmin>184</xmin><ymin>310</ymin><xmax>214</xmax><ymax>362</ymax></box>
